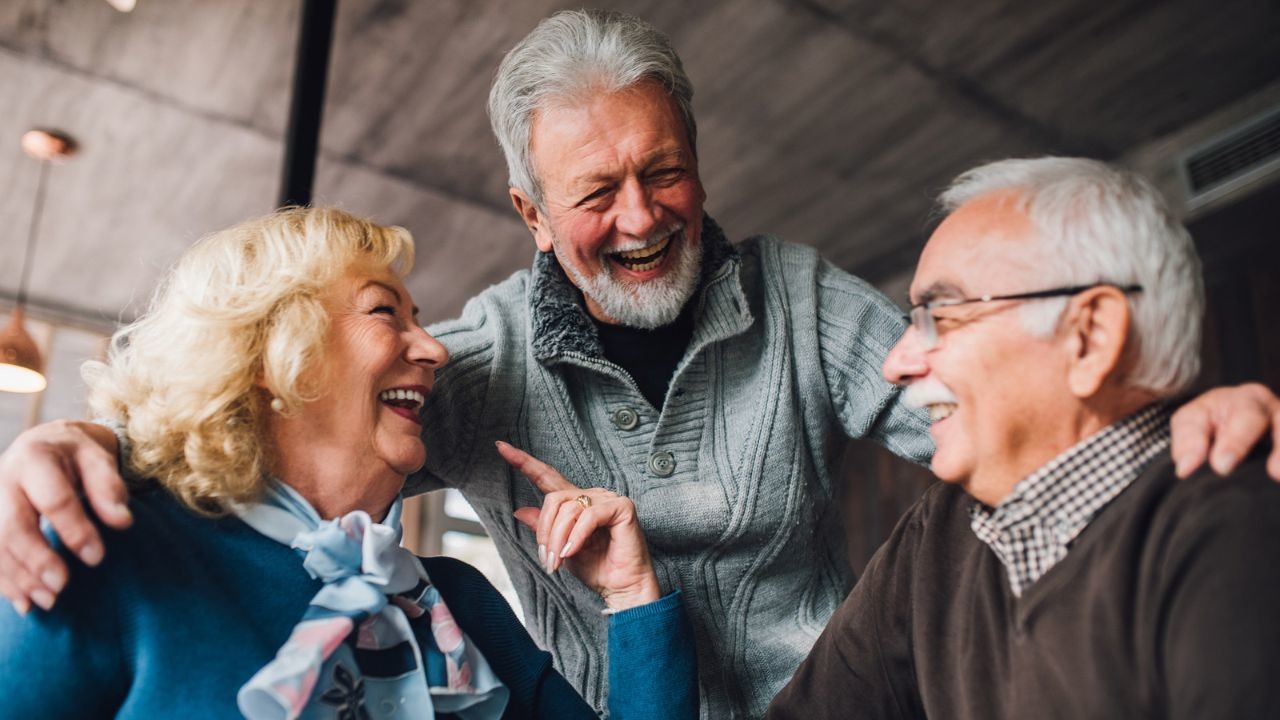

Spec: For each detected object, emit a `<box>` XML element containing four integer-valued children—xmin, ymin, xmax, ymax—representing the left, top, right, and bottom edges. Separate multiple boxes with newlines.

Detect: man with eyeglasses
<box><xmin>766</xmin><ymin>157</ymin><xmax>1280</xmax><ymax>719</ymax></box>
<box><xmin>1</xmin><ymin>12</ymin><xmax>1279</xmax><ymax>716</ymax></box>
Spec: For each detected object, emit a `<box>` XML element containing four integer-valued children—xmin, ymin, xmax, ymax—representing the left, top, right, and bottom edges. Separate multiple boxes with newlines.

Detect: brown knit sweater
<box><xmin>766</xmin><ymin>455</ymin><xmax>1280</xmax><ymax>719</ymax></box>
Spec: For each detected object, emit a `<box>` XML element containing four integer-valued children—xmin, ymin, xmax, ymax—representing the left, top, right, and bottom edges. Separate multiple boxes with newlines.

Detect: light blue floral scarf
<box><xmin>232</xmin><ymin>481</ymin><xmax>508</xmax><ymax>720</ymax></box>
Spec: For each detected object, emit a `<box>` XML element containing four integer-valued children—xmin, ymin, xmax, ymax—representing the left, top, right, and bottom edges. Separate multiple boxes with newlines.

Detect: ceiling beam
<box><xmin>778</xmin><ymin>0</ymin><xmax>1107</xmax><ymax>157</ymax></box>
<box><xmin>279</xmin><ymin>0</ymin><xmax>338</xmax><ymax>207</ymax></box>
<box><xmin>1</xmin><ymin>41</ymin><xmax>513</xmax><ymax>219</ymax></box>
<box><xmin>0</xmin><ymin>290</ymin><xmax>126</xmax><ymax>336</ymax></box>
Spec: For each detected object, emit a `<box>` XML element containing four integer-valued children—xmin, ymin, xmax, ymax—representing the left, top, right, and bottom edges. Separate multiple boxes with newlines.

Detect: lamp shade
<box><xmin>0</xmin><ymin>306</ymin><xmax>46</xmax><ymax>393</ymax></box>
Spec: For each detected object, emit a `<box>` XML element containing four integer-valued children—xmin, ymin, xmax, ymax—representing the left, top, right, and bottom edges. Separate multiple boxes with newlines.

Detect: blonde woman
<box><xmin>0</xmin><ymin>208</ymin><xmax>695</xmax><ymax>719</ymax></box>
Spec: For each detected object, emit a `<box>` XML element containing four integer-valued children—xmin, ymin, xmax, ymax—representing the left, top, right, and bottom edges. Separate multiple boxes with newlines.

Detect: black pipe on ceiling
<box><xmin>278</xmin><ymin>0</ymin><xmax>338</xmax><ymax>208</ymax></box>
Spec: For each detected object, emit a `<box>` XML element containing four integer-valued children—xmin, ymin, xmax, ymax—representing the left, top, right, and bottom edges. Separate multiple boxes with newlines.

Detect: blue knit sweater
<box><xmin>0</xmin><ymin>487</ymin><xmax>696</xmax><ymax>719</ymax></box>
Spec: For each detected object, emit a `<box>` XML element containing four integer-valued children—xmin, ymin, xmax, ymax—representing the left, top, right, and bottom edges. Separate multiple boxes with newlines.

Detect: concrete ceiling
<box><xmin>2</xmin><ymin>0</ymin><xmax>1278</xmax><ymax>331</ymax></box>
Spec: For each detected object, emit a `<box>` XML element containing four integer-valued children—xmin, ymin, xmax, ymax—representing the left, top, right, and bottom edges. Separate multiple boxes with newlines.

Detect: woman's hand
<box><xmin>496</xmin><ymin>441</ymin><xmax>661</xmax><ymax>611</ymax></box>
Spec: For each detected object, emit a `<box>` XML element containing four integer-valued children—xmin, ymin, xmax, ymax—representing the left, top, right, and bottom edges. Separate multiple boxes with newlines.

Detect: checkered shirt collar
<box><xmin>970</xmin><ymin>402</ymin><xmax>1172</xmax><ymax>597</ymax></box>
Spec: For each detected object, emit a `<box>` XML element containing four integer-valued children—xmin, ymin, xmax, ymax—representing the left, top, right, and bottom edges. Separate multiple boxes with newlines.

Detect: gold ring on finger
<box><xmin>574</xmin><ymin>494</ymin><xmax>592</xmax><ymax>509</ymax></box>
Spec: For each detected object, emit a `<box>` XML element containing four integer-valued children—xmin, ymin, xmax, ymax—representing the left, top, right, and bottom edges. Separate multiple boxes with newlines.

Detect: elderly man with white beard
<box><xmin>765</xmin><ymin>157</ymin><xmax>1280</xmax><ymax>720</ymax></box>
<box><xmin>3</xmin><ymin>12</ymin><xmax>1280</xmax><ymax>720</ymax></box>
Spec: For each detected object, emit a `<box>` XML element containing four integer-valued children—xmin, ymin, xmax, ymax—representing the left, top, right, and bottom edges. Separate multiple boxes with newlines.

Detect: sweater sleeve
<box><xmin>426</xmin><ymin>556</ymin><xmax>697</xmax><ymax>719</ymax></box>
<box><xmin>0</xmin><ymin>533</ymin><xmax>127</xmax><ymax>716</ymax></box>
<box><xmin>408</xmin><ymin>291</ymin><xmax>503</xmax><ymax>496</ymax></box>
<box><xmin>1157</xmin><ymin>464</ymin><xmax>1280</xmax><ymax>719</ymax></box>
<box><xmin>607</xmin><ymin>589</ymin><xmax>697</xmax><ymax>720</ymax></box>
<box><xmin>813</xmin><ymin>257</ymin><xmax>933</xmax><ymax>465</ymax></box>
<box><xmin>765</xmin><ymin>486</ymin><xmax>939</xmax><ymax>720</ymax></box>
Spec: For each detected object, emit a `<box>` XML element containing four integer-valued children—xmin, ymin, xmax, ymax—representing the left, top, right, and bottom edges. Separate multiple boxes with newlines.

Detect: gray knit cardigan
<box><xmin>412</xmin><ymin>217</ymin><xmax>933</xmax><ymax>719</ymax></box>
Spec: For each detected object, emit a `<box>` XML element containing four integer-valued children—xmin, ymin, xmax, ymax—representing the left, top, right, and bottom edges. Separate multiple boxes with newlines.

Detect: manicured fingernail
<box><xmin>560</xmin><ymin>541</ymin><xmax>574</xmax><ymax>558</ymax></box>
<box><xmin>495</xmin><ymin>441</ymin><xmax>509</xmax><ymax>450</ymax></box>
<box><xmin>31</xmin><ymin>589</ymin><xmax>54</xmax><ymax>611</ymax></box>
<box><xmin>1175</xmin><ymin>456</ymin><xmax>1195</xmax><ymax>477</ymax></box>
<box><xmin>112</xmin><ymin>503</ymin><xmax>132</xmax><ymax>522</ymax></box>
<box><xmin>537</xmin><ymin>544</ymin><xmax>546</xmax><ymax>567</ymax></box>
<box><xmin>80</xmin><ymin>543</ymin><xmax>104</xmax><ymax>567</ymax></box>
<box><xmin>13</xmin><ymin>598</ymin><xmax>29</xmax><ymax>616</ymax></box>
<box><xmin>41</xmin><ymin>569</ymin><xmax>65</xmax><ymax>593</ymax></box>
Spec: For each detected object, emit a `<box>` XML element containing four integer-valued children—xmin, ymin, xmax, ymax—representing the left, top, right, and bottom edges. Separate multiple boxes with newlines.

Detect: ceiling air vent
<box><xmin>1179</xmin><ymin>103</ymin><xmax>1280</xmax><ymax>211</ymax></box>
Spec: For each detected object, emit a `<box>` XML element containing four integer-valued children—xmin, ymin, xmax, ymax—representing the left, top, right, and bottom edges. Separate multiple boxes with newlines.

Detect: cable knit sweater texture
<box><xmin>413</xmin><ymin>217</ymin><xmax>934</xmax><ymax>718</ymax></box>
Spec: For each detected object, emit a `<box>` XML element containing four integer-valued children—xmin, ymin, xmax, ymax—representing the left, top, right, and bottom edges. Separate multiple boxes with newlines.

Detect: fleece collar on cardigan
<box><xmin>528</xmin><ymin>214</ymin><xmax>740</xmax><ymax>363</ymax></box>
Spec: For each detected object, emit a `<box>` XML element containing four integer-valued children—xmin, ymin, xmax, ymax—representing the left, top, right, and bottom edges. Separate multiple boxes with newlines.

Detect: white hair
<box><xmin>938</xmin><ymin>157</ymin><xmax>1204</xmax><ymax>396</ymax></box>
<box><xmin>487</xmin><ymin>9</ymin><xmax>696</xmax><ymax>205</ymax></box>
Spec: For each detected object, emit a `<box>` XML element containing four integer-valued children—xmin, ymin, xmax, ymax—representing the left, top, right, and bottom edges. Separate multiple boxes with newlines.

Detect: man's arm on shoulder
<box><xmin>812</xmin><ymin>258</ymin><xmax>933</xmax><ymax>465</ymax></box>
<box><xmin>0</xmin><ymin>420</ymin><xmax>127</xmax><ymax>611</ymax></box>
<box><xmin>1160</xmin><ymin>461</ymin><xmax>1280</xmax><ymax>718</ymax></box>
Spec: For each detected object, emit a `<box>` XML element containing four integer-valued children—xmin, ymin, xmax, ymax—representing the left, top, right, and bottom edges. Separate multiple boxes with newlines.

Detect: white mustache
<box><xmin>903</xmin><ymin>380</ymin><xmax>958</xmax><ymax>409</ymax></box>
<box><xmin>606</xmin><ymin>222</ymin><xmax>685</xmax><ymax>253</ymax></box>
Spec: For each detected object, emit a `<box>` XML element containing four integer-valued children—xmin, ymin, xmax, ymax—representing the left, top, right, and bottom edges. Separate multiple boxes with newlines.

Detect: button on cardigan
<box><xmin>415</xmin><ymin>216</ymin><xmax>933</xmax><ymax>718</ymax></box>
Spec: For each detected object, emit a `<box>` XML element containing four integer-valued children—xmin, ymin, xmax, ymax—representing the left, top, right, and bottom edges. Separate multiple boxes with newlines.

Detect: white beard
<box><xmin>554</xmin><ymin>223</ymin><xmax>701</xmax><ymax>330</ymax></box>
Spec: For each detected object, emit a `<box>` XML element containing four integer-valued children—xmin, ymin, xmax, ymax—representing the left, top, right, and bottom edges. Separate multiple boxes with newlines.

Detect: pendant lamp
<box><xmin>0</xmin><ymin>129</ymin><xmax>77</xmax><ymax>393</ymax></box>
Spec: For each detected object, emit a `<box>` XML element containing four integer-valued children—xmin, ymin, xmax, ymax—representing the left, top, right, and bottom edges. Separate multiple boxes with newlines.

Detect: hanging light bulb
<box><xmin>105</xmin><ymin>0</ymin><xmax>137</xmax><ymax>12</ymax></box>
<box><xmin>0</xmin><ymin>306</ymin><xmax>46</xmax><ymax>393</ymax></box>
<box><xmin>0</xmin><ymin>129</ymin><xmax>77</xmax><ymax>394</ymax></box>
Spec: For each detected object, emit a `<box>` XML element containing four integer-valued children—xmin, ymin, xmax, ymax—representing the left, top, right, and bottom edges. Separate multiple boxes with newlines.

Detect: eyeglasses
<box><xmin>908</xmin><ymin>282</ymin><xmax>1143</xmax><ymax>349</ymax></box>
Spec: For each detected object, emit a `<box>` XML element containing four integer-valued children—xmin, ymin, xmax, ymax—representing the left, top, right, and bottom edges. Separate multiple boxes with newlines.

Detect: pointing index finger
<box><xmin>495</xmin><ymin>441</ymin><xmax>578</xmax><ymax>493</ymax></box>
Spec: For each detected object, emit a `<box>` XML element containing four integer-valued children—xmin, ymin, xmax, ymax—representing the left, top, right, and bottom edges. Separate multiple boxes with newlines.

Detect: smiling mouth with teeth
<box><xmin>378</xmin><ymin>387</ymin><xmax>427</xmax><ymax>425</ymax></box>
<box><xmin>609</xmin><ymin>234</ymin><xmax>672</xmax><ymax>273</ymax></box>
<box><xmin>927</xmin><ymin>403</ymin><xmax>957</xmax><ymax>422</ymax></box>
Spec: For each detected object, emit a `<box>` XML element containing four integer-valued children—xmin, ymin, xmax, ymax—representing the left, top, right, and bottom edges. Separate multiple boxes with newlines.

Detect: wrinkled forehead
<box><xmin>910</xmin><ymin>191</ymin><xmax>1041</xmax><ymax>304</ymax></box>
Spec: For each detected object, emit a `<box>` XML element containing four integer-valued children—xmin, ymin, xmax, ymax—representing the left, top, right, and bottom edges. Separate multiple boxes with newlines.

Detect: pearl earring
<box><xmin>270</xmin><ymin>397</ymin><xmax>285</xmax><ymax>413</ymax></box>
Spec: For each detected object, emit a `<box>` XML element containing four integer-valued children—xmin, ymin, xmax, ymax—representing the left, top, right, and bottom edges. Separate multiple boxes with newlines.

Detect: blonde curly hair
<box><xmin>83</xmin><ymin>207</ymin><xmax>415</xmax><ymax>514</ymax></box>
